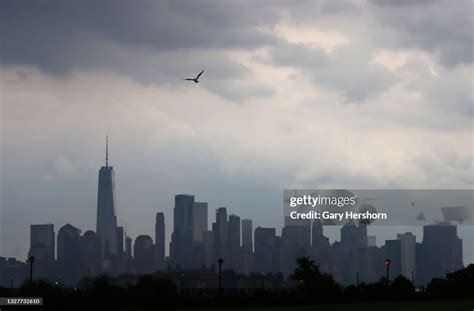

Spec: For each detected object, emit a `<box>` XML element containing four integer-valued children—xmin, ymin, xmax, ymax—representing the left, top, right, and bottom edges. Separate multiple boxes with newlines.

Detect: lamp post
<box><xmin>260</xmin><ymin>272</ymin><xmax>265</xmax><ymax>290</ymax></box>
<box><xmin>28</xmin><ymin>256</ymin><xmax>35</xmax><ymax>285</ymax></box>
<box><xmin>217</xmin><ymin>258</ymin><xmax>224</xmax><ymax>293</ymax></box>
<box><xmin>180</xmin><ymin>273</ymin><xmax>184</xmax><ymax>294</ymax></box>
<box><xmin>384</xmin><ymin>259</ymin><xmax>391</xmax><ymax>282</ymax></box>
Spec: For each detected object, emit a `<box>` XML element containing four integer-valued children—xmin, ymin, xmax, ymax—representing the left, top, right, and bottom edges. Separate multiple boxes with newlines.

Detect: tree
<box><xmin>390</xmin><ymin>275</ymin><xmax>414</xmax><ymax>298</ymax></box>
<box><xmin>291</xmin><ymin>257</ymin><xmax>341</xmax><ymax>297</ymax></box>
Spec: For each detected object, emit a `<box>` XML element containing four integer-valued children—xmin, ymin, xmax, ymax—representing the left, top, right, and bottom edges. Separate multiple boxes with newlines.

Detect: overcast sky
<box><xmin>1</xmin><ymin>0</ymin><xmax>473</xmax><ymax>263</ymax></box>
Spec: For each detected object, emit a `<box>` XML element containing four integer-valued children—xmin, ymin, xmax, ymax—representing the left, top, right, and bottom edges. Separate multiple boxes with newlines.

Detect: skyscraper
<box><xmin>155</xmin><ymin>212</ymin><xmax>165</xmax><ymax>270</ymax></box>
<box><xmin>28</xmin><ymin>224</ymin><xmax>55</xmax><ymax>279</ymax></box>
<box><xmin>418</xmin><ymin>222</ymin><xmax>463</xmax><ymax>284</ymax></box>
<box><xmin>397</xmin><ymin>232</ymin><xmax>416</xmax><ymax>280</ymax></box>
<box><xmin>134</xmin><ymin>235</ymin><xmax>155</xmax><ymax>274</ymax></box>
<box><xmin>96</xmin><ymin>136</ymin><xmax>118</xmax><ymax>258</ymax></box>
<box><xmin>215</xmin><ymin>207</ymin><xmax>228</xmax><ymax>260</ymax></box>
<box><xmin>170</xmin><ymin>194</ymin><xmax>195</xmax><ymax>268</ymax></box>
<box><xmin>227</xmin><ymin>214</ymin><xmax>241</xmax><ymax>272</ymax></box>
<box><xmin>57</xmin><ymin>224</ymin><xmax>82</xmax><ymax>285</ymax></box>
<box><xmin>192</xmin><ymin>202</ymin><xmax>208</xmax><ymax>242</ymax></box>
<box><xmin>241</xmin><ymin>219</ymin><xmax>253</xmax><ymax>274</ymax></box>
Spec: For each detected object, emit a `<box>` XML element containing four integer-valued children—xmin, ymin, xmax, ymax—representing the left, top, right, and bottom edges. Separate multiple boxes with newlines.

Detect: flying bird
<box><xmin>184</xmin><ymin>69</ymin><xmax>204</xmax><ymax>83</ymax></box>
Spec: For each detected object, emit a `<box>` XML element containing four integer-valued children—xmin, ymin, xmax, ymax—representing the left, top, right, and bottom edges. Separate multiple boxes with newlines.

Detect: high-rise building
<box><xmin>281</xmin><ymin>218</ymin><xmax>311</xmax><ymax>275</ymax></box>
<box><xmin>125</xmin><ymin>236</ymin><xmax>132</xmax><ymax>258</ymax></box>
<box><xmin>134</xmin><ymin>235</ymin><xmax>155</xmax><ymax>274</ymax></box>
<box><xmin>215</xmin><ymin>207</ymin><xmax>228</xmax><ymax>260</ymax></box>
<box><xmin>384</xmin><ymin>239</ymin><xmax>402</xmax><ymax>279</ymax></box>
<box><xmin>241</xmin><ymin>219</ymin><xmax>253</xmax><ymax>274</ymax></box>
<box><xmin>28</xmin><ymin>224</ymin><xmax>55</xmax><ymax>280</ymax></box>
<box><xmin>241</xmin><ymin>219</ymin><xmax>253</xmax><ymax>252</ymax></box>
<box><xmin>57</xmin><ymin>224</ymin><xmax>82</xmax><ymax>286</ymax></box>
<box><xmin>80</xmin><ymin>230</ymin><xmax>102</xmax><ymax>277</ymax></box>
<box><xmin>227</xmin><ymin>214</ymin><xmax>241</xmax><ymax>272</ymax></box>
<box><xmin>192</xmin><ymin>202</ymin><xmax>208</xmax><ymax>242</ymax></box>
<box><xmin>170</xmin><ymin>194</ymin><xmax>195</xmax><ymax>268</ymax></box>
<box><xmin>96</xmin><ymin>136</ymin><xmax>118</xmax><ymax>258</ymax></box>
<box><xmin>155</xmin><ymin>212</ymin><xmax>165</xmax><ymax>270</ymax></box>
<box><xmin>397</xmin><ymin>232</ymin><xmax>416</xmax><ymax>281</ymax></box>
<box><xmin>116</xmin><ymin>226</ymin><xmax>124</xmax><ymax>256</ymax></box>
<box><xmin>254</xmin><ymin>227</ymin><xmax>278</xmax><ymax>274</ymax></box>
<box><xmin>418</xmin><ymin>222</ymin><xmax>463</xmax><ymax>285</ymax></box>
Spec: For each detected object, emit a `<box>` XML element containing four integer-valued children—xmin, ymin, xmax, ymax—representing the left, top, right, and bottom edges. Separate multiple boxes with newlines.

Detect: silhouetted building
<box><xmin>0</xmin><ymin>257</ymin><xmax>26</xmax><ymax>288</ymax></box>
<box><xmin>57</xmin><ymin>224</ymin><xmax>82</xmax><ymax>286</ymax></box>
<box><xmin>214</xmin><ymin>207</ymin><xmax>228</xmax><ymax>261</ymax></box>
<box><xmin>96</xmin><ymin>137</ymin><xmax>118</xmax><ymax>258</ymax></box>
<box><xmin>192</xmin><ymin>202</ymin><xmax>208</xmax><ymax>242</ymax></box>
<box><xmin>134</xmin><ymin>235</ymin><xmax>155</xmax><ymax>274</ymax></box>
<box><xmin>116</xmin><ymin>226</ymin><xmax>124</xmax><ymax>257</ymax></box>
<box><xmin>397</xmin><ymin>232</ymin><xmax>416</xmax><ymax>281</ymax></box>
<box><xmin>80</xmin><ymin>230</ymin><xmax>102</xmax><ymax>277</ymax></box>
<box><xmin>170</xmin><ymin>194</ymin><xmax>194</xmax><ymax>268</ymax></box>
<box><xmin>254</xmin><ymin>227</ymin><xmax>279</xmax><ymax>273</ymax></box>
<box><xmin>227</xmin><ymin>214</ymin><xmax>241</xmax><ymax>272</ymax></box>
<box><xmin>28</xmin><ymin>224</ymin><xmax>55</xmax><ymax>280</ymax></box>
<box><xmin>282</xmin><ymin>217</ymin><xmax>311</xmax><ymax>275</ymax></box>
<box><xmin>418</xmin><ymin>222</ymin><xmax>463</xmax><ymax>285</ymax></box>
<box><xmin>383</xmin><ymin>239</ymin><xmax>402</xmax><ymax>279</ymax></box>
<box><xmin>155</xmin><ymin>212</ymin><xmax>165</xmax><ymax>270</ymax></box>
<box><xmin>241</xmin><ymin>219</ymin><xmax>253</xmax><ymax>274</ymax></box>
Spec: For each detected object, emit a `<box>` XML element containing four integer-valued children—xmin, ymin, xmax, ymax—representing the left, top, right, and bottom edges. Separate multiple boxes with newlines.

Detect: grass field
<box><xmin>169</xmin><ymin>300</ymin><xmax>474</xmax><ymax>311</ymax></box>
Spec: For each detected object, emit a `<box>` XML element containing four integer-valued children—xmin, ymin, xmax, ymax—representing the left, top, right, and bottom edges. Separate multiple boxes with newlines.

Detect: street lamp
<box><xmin>180</xmin><ymin>273</ymin><xmax>184</xmax><ymax>294</ymax></box>
<box><xmin>28</xmin><ymin>256</ymin><xmax>35</xmax><ymax>285</ymax></box>
<box><xmin>384</xmin><ymin>259</ymin><xmax>391</xmax><ymax>282</ymax></box>
<box><xmin>217</xmin><ymin>258</ymin><xmax>224</xmax><ymax>292</ymax></box>
<box><xmin>260</xmin><ymin>272</ymin><xmax>265</xmax><ymax>290</ymax></box>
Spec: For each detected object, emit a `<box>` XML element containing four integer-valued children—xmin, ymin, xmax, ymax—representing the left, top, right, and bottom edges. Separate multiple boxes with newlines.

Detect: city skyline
<box><xmin>1</xmin><ymin>142</ymin><xmax>474</xmax><ymax>265</ymax></box>
<box><xmin>1</xmin><ymin>0</ymin><xmax>473</xmax><ymax>270</ymax></box>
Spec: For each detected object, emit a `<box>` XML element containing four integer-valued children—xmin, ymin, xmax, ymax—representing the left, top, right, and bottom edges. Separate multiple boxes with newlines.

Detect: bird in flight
<box><xmin>184</xmin><ymin>69</ymin><xmax>204</xmax><ymax>83</ymax></box>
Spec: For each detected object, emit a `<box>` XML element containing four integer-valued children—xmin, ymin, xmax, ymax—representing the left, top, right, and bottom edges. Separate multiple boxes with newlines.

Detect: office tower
<box><xmin>80</xmin><ymin>230</ymin><xmax>103</xmax><ymax>277</ymax></box>
<box><xmin>134</xmin><ymin>235</ymin><xmax>155</xmax><ymax>274</ymax></box>
<box><xmin>57</xmin><ymin>224</ymin><xmax>82</xmax><ymax>286</ymax></box>
<box><xmin>215</xmin><ymin>207</ymin><xmax>228</xmax><ymax>260</ymax></box>
<box><xmin>397</xmin><ymin>232</ymin><xmax>416</xmax><ymax>280</ymax></box>
<box><xmin>202</xmin><ymin>230</ymin><xmax>215</xmax><ymax>268</ymax></box>
<box><xmin>254</xmin><ymin>227</ymin><xmax>277</xmax><ymax>274</ymax></box>
<box><xmin>170</xmin><ymin>194</ymin><xmax>195</xmax><ymax>268</ymax></box>
<box><xmin>96</xmin><ymin>137</ymin><xmax>118</xmax><ymax>257</ymax></box>
<box><xmin>192</xmin><ymin>202</ymin><xmax>208</xmax><ymax>242</ymax></box>
<box><xmin>28</xmin><ymin>224</ymin><xmax>55</xmax><ymax>280</ymax></box>
<box><xmin>241</xmin><ymin>219</ymin><xmax>253</xmax><ymax>252</ymax></box>
<box><xmin>282</xmin><ymin>217</ymin><xmax>311</xmax><ymax>275</ymax></box>
<box><xmin>155</xmin><ymin>212</ymin><xmax>165</xmax><ymax>270</ymax></box>
<box><xmin>125</xmin><ymin>236</ymin><xmax>132</xmax><ymax>258</ymax></box>
<box><xmin>384</xmin><ymin>239</ymin><xmax>402</xmax><ymax>279</ymax></box>
<box><xmin>227</xmin><ymin>214</ymin><xmax>241</xmax><ymax>272</ymax></box>
<box><xmin>418</xmin><ymin>222</ymin><xmax>463</xmax><ymax>285</ymax></box>
<box><xmin>116</xmin><ymin>226</ymin><xmax>124</xmax><ymax>256</ymax></box>
<box><xmin>241</xmin><ymin>219</ymin><xmax>253</xmax><ymax>274</ymax></box>
<box><xmin>341</xmin><ymin>221</ymin><xmax>367</xmax><ymax>248</ymax></box>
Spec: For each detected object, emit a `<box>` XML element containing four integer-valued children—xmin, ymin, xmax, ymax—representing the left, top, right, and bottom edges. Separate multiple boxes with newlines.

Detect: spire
<box><xmin>105</xmin><ymin>135</ymin><xmax>109</xmax><ymax>167</ymax></box>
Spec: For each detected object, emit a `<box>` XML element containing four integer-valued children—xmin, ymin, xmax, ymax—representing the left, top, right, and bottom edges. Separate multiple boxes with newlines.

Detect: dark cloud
<box><xmin>0</xmin><ymin>0</ymin><xmax>279</xmax><ymax>102</ymax></box>
<box><xmin>370</xmin><ymin>0</ymin><xmax>473</xmax><ymax>67</ymax></box>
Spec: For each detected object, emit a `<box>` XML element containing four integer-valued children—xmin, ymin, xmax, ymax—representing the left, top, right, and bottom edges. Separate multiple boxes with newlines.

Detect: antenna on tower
<box><xmin>105</xmin><ymin>135</ymin><xmax>109</xmax><ymax>167</ymax></box>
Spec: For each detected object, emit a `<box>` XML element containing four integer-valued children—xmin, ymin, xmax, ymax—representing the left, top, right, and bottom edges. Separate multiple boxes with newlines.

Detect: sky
<box><xmin>0</xmin><ymin>0</ymin><xmax>473</xmax><ymax>263</ymax></box>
